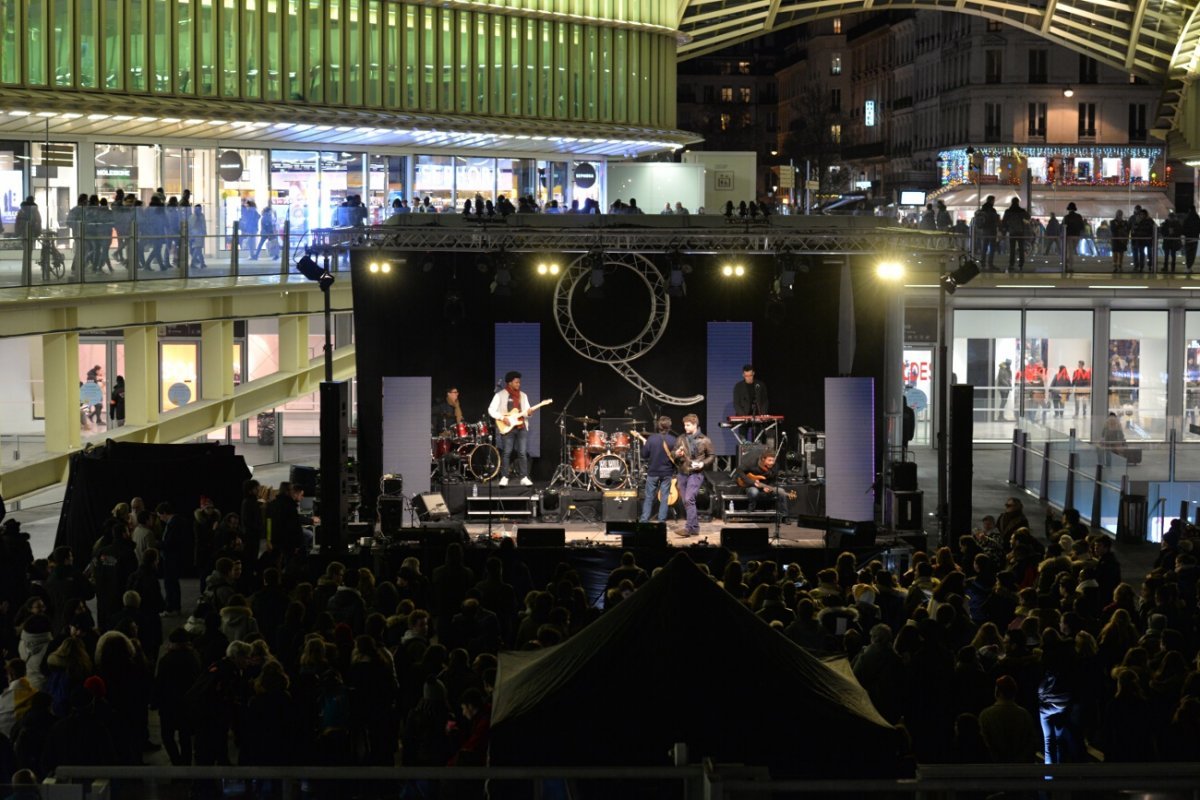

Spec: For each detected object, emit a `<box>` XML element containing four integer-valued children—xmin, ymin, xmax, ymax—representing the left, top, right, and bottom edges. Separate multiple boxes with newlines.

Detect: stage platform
<box><xmin>462</xmin><ymin>520</ymin><xmax>838</xmax><ymax>548</ymax></box>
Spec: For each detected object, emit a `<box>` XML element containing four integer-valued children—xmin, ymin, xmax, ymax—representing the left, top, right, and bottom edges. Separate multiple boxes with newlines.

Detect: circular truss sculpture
<box><xmin>553</xmin><ymin>251</ymin><xmax>703</xmax><ymax>406</ymax></box>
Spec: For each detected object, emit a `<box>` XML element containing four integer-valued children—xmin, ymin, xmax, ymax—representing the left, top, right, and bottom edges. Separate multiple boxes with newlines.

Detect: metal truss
<box><xmin>349</xmin><ymin>221</ymin><xmax>955</xmax><ymax>257</ymax></box>
<box><xmin>552</xmin><ymin>251</ymin><xmax>703</xmax><ymax>406</ymax></box>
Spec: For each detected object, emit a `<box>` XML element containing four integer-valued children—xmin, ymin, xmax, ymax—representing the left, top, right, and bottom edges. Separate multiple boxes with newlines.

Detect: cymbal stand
<box><xmin>548</xmin><ymin>416</ymin><xmax>576</xmax><ymax>488</ymax></box>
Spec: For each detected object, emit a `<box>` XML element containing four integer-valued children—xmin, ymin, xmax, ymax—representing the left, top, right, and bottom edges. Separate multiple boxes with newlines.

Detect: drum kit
<box><xmin>554</xmin><ymin>415</ymin><xmax>648</xmax><ymax>490</ymax></box>
<box><xmin>431</xmin><ymin>418</ymin><xmax>499</xmax><ymax>482</ymax></box>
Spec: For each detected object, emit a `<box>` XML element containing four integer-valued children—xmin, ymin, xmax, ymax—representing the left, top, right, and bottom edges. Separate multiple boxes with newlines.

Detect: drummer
<box><xmin>432</xmin><ymin>386</ymin><xmax>464</xmax><ymax>435</ymax></box>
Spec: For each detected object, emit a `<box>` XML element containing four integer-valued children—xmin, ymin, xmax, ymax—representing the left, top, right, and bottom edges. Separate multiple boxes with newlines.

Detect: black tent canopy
<box><xmin>491</xmin><ymin>554</ymin><xmax>904</xmax><ymax>778</ymax></box>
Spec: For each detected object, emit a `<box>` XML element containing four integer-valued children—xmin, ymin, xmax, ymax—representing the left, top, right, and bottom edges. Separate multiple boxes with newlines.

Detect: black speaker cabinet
<box><xmin>318</xmin><ymin>380</ymin><xmax>350</xmax><ymax>552</ymax></box>
<box><xmin>949</xmin><ymin>384</ymin><xmax>974</xmax><ymax>538</ymax></box>
<box><xmin>606</xmin><ymin>521</ymin><xmax>667</xmax><ymax>548</ymax></box>
<box><xmin>516</xmin><ymin>526</ymin><xmax>566</xmax><ymax>548</ymax></box>
<box><xmin>889</xmin><ymin>490</ymin><xmax>923</xmax><ymax>531</ymax></box>
<box><xmin>720</xmin><ymin>526</ymin><xmax>770</xmax><ymax>550</ymax></box>
<box><xmin>890</xmin><ymin>461</ymin><xmax>918</xmax><ymax>492</ymax></box>
<box><xmin>378</xmin><ymin>497</ymin><xmax>407</xmax><ymax>537</ymax></box>
<box><xmin>420</xmin><ymin>520</ymin><xmax>469</xmax><ymax>545</ymax></box>
<box><xmin>827</xmin><ymin>518</ymin><xmax>878</xmax><ymax>547</ymax></box>
<box><xmin>602</xmin><ymin>490</ymin><xmax>638</xmax><ymax>523</ymax></box>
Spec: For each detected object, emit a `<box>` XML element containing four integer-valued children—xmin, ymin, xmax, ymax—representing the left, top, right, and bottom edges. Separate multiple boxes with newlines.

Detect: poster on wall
<box><xmin>902</xmin><ymin>349</ymin><xmax>932</xmax><ymax>414</ymax></box>
<box><xmin>1109</xmin><ymin>339</ymin><xmax>1140</xmax><ymax>408</ymax></box>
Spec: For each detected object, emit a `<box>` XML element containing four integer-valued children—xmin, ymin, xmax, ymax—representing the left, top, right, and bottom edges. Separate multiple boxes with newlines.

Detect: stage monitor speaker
<box><xmin>889</xmin><ymin>490</ymin><xmax>923</xmax><ymax>531</ymax></box>
<box><xmin>949</xmin><ymin>384</ymin><xmax>974</xmax><ymax>538</ymax></box>
<box><xmin>890</xmin><ymin>461</ymin><xmax>918</xmax><ymax>492</ymax></box>
<box><xmin>540</xmin><ymin>489</ymin><xmax>563</xmax><ymax>523</ymax></box>
<box><xmin>420</xmin><ymin>520</ymin><xmax>469</xmax><ymax>545</ymax></box>
<box><xmin>827</xmin><ymin>518</ymin><xmax>878</xmax><ymax>547</ymax></box>
<box><xmin>413</xmin><ymin>492</ymin><xmax>450</xmax><ymax>521</ymax></box>
<box><xmin>606</xmin><ymin>521</ymin><xmax>667</xmax><ymax>548</ymax></box>
<box><xmin>602</xmin><ymin>490</ymin><xmax>638</xmax><ymax>523</ymax></box>
<box><xmin>516</xmin><ymin>526</ymin><xmax>566</xmax><ymax>548</ymax></box>
<box><xmin>720</xmin><ymin>526</ymin><xmax>769</xmax><ymax>550</ymax></box>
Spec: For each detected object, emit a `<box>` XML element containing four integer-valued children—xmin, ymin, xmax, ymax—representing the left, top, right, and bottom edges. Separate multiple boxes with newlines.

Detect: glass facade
<box><xmin>1110</xmin><ymin>310</ymin><xmax>1168</xmax><ymax>437</ymax></box>
<box><xmin>0</xmin><ymin>1</ymin><xmax>678</xmax><ymax>129</ymax></box>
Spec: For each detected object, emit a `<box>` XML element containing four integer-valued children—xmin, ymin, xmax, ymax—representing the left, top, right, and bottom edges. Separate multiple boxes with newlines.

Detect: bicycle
<box><xmin>38</xmin><ymin>230</ymin><xmax>65</xmax><ymax>281</ymax></box>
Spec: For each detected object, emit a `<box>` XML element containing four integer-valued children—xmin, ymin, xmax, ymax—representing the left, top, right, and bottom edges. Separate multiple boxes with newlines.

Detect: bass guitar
<box><xmin>629</xmin><ymin>429</ymin><xmax>679</xmax><ymax>506</ymax></box>
<box><xmin>494</xmin><ymin>399</ymin><xmax>553</xmax><ymax>435</ymax></box>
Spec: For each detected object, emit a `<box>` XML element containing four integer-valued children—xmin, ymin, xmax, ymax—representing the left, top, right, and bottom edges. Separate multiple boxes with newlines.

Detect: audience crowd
<box><xmin>0</xmin><ymin>485</ymin><xmax>1197</xmax><ymax>791</ymax></box>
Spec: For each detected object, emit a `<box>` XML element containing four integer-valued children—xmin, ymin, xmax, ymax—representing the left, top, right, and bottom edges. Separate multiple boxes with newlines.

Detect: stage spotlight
<box><xmin>721</xmin><ymin>264</ymin><xmax>733</xmax><ymax>277</ymax></box>
<box><xmin>734</xmin><ymin>264</ymin><xmax>745</xmax><ymax>277</ymax></box>
<box><xmin>537</xmin><ymin>263</ymin><xmax>547</xmax><ymax>275</ymax></box>
<box><xmin>536</xmin><ymin>259</ymin><xmax>560</xmax><ymax>276</ymax></box>
<box><xmin>368</xmin><ymin>261</ymin><xmax>380</xmax><ymax>274</ymax></box>
<box><xmin>875</xmin><ymin>261</ymin><xmax>905</xmax><ymax>280</ymax></box>
<box><xmin>939</xmin><ymin>254</ymin><xmax>980</xmax><ymax>296</ymax></box>
<box><xmin>776</xmin><ymin>268</ymin><xmax>796</xmax><ymax>298</ymax></box>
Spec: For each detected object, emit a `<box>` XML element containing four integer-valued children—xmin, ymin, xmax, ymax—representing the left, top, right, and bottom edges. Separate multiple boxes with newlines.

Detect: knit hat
<box><xmin>1067</xmin><ymin>202</ymin><xmax>1077</xmax><ymax>211</ymax></box>
<box><xmin>83</xmin><ymin>675</ymin><xmax>107</xmax><ymax>699</ymax></box>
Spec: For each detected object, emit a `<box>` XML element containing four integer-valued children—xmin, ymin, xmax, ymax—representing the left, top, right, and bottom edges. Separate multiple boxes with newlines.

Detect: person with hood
<box><xmin>973</xmin><ymin>195</ymin><xmax>1000</xmax><ymax>271</ymax></box>
<box><xmin>203</xmin><ymin>557</ymin><xmax>239</xmax><ymax>611</ymax></box>
<box><xmin>218</xmin><ymin>594</ymin><xmax>258</xmax><ymax>643</ymax></box>
<box><xmin>16</xmin><ymin>616</ymin><xmax>52</xmax><ymax>693</ymax></box>
<box><xmin>0</xmin><ymin>660</ymin><xmax>35</xmax><ymax>739</ymax></box>
<box><xmin>1002</xmin><ymin>197</ymin><xmax>1031</xmax><ymax>273</ymax></box>
<box><xmin>43</xmin><ymin>635</ymin><xmax>93</xmax><ymax>718</ymax></box>
<box><xmin>852</xmin><ymin>624</ymin><xmax>905</xmax><ymax>723</ymax></box>
<box><xmin>327</xmin><ymin>570</ymin><xmax>367</xmax><ymax>634</ymax></box>
<box><xmin>92</xmin><ymin>521</ymin><xmax>137</xmax><ymax>630</ymax></box>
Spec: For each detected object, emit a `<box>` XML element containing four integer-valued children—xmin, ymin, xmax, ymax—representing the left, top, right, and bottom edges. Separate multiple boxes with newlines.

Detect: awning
<box><xmin>932</xmin><ymin>186</ymin><xmax>1175</xmax><ymax>223</ymax></box>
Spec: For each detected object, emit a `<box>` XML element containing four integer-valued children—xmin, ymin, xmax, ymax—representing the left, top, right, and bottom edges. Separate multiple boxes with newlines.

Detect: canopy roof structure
<box><xmin>677</xmin><ymin>0</ymin><xmax>1200</xmax><ymax>151</ymax></box>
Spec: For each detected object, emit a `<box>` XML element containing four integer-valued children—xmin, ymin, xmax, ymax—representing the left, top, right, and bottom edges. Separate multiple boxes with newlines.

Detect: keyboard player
<box><xmin>732</xmin><ymin>364</ymin><xmax>770</xmax><ymax>443</ymax></box>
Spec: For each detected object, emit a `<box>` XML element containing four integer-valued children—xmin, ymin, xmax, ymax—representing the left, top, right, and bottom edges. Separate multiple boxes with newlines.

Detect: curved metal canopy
<box><xmin>676</xmin><ymin>0</ymin><xmax>1200</xmax><ymax>143</ymax></box>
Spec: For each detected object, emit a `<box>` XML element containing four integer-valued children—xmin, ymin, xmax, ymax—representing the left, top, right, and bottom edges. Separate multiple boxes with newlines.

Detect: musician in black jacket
<box><xmin>675</xmin><ymin>415</ymin><xmax>714</xmax><ymax>538</ymax></box>
<box><xmin>732</xmin><ymin>364</ymin><xmax>769</xmax><ymax>443</ymax></box>
<box><xmin>737</xmin><ymin>449</ymin><xmax>789</xmax><ymax>519</ymax></box>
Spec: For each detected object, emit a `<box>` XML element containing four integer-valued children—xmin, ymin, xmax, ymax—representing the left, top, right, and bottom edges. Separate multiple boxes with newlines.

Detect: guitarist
<box><xmin>737</xmin><ymin>449</ymin><xmax>790</xmax><ymax>520</ymax></box>
<box><xmin>675</xmin><ymin>414</ymin><xmax>714</xmax><ymax>538</ymax></box>
<box><xmin>488</xmin><ymin>371</ymin><xmax>535</xmax><ymax>487</ymax></box>
<box><xmin>637</xmin><ymin>416</ymin><xmax>677</xmax><ymax>525</ymax></box>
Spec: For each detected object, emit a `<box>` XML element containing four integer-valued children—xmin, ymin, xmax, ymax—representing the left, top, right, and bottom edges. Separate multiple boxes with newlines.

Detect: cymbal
<box><xmin>573</xmin><ymin>416</ymin><xmax>599</xmax><ymax>425</ymax></box>
<box><xmin>567</xmin><ymin>433</ymin><xmax>584</xmax><ymax>441</ymax></box>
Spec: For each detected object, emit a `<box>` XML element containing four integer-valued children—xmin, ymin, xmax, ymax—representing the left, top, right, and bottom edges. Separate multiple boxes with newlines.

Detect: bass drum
<box><xmin>458</xmin><ymin>443</ymin><xmax>500</xmax><ymax>482</ymax></box>
<box><xmin>590</xmin><ymin>453</ymin><xmax>629</xmax><ymax>490</ymax></box>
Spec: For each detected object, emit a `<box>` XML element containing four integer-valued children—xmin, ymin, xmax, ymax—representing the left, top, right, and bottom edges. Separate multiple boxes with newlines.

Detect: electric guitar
<box><xmin>630</xmin><ymin>430</ymin><xmax>680</xmax><ymax>505</ymax></box>
<box><xmin>736</xmin><ymin>469</ymin><xmax>798</xmax><ymax>500</ymax></box>
<box><xmin>494</xmin><ymin>399</ymin><xmax>553</xmax><ymax>435</ymax></box>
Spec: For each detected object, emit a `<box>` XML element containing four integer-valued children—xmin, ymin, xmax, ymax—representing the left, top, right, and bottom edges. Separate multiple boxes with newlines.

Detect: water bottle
<box><xmin>472</xmin><ymin>483</ymin><xmax>478</xmax><ymax>498</ymax></box>
<box><xmin>727</xmin><ymin>499</ymin><xmax>735</xmax><ymax>514</ymax></box>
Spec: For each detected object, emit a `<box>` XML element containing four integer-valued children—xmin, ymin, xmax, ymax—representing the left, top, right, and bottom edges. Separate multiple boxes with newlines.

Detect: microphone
<box><xmin>579</xmin><ymin>382</ymin><xmax>583</xmax><ymax>397</ymax></box>
<box><xmin>639</xmin><ymin>390</ymin><xmax>644</xmax><ymax>407</ymax></box>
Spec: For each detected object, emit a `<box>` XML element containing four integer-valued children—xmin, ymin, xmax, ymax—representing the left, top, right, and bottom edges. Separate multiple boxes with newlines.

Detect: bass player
<box><xmin>634</xmin><ymin>416</ymin><xmax>677</xmax><ymax>524</ymax></box>
<box><xmin>488</xmin><ymin>371</ymin><xmax>543</xmax><ymax>486</ymax></box>
<box><xmin>674</xmin><ymin>414</ymin><xmax>714</xmax><ymax>538</ymax></box>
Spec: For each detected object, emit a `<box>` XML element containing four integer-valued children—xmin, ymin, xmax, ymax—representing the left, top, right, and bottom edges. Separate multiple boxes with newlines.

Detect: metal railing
<box><xmin>47</xmin><ymin>762</ymin><xmax>1200</xmax><ymax>800</ymax></box>
<box><xmin>968</xmin><ymin>223</ymin><xmax>1195</xmax><ymax>277</ymax></box>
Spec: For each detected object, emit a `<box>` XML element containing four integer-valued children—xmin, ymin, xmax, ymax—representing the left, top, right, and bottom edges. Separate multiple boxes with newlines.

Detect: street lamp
<box><xmin>936</xmin><ymin>254</ymin><xmax>980</xmax><ymax>546</ymax></box>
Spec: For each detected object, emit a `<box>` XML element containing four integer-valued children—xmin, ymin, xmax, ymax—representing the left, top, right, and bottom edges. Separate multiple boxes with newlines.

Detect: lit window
<box><xmin>739</xmin><ymin>86</ymin><xmax>752</xmax><ymax>103</ymax></box>
<box><xmin>831</xmin><ymin>123</ymin><xmax>842</xmax><ymax>143</ymax></box>
<box><xmin>865</xmin><ymin>100</ymin><xmax>876</xmax><ymax>127</ymax></box>
<box><xmin>720</xmin><ymin>86</ymin><xmax>733</xmax><ymax>102</ymax></box>
<box><xmin>719</xmin><ymin>113</ymin><xmax>731</xmax><ymax>131</ymax></box>
<box><xmin>737</xmin><ymin>60</ymin><xmax>751</xmax><ymax>75</ymax></box>
<box><xmin>741</xmin><ymin>112</ymin><xmax>753</xmax><ymax>128</ymax></box>
<box><xmin>832</xmin><ymin>18</ymin><xmax>842</xmax><ymax>34</ymax></box>
<box><xmin>831</xmin><ymin>55</ymin><xmax>842</xmax><ymax>75</ymax></box>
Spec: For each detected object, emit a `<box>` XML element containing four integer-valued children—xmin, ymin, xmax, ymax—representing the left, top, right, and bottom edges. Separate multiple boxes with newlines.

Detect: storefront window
<box><xmin>1110</xmin><ymin>310</ymin><xmax>1168</xmax><ymax>439</ymax></box>
<box><xmin>414</xmin><ymin>155</ymin><xmax>453</xmax><ymax>211</ymax></box>
<box><xmin>33</xmin><ymin>142</ymin><xmax>79</xmax><ymax>230</ymax></box>
<box><xmin>321</xmin><ymin>151</ymin><xmax>365</xmax><ymax>228</ymax></box>
<box><xmin>455</xmin><ymin>157</ymin><xmax>495</xmax><ymax>205</ymax></box>
<box><xmin>272</xmin><ymin>150</ymin><xmax>319</xmax><ymax>239</ymax></box>
<box><xmin>952</xmin><ymin>308</ymin><xmax>1021</xmax><ymax>441</ymax></box>
<box><xmin>0</xmin><ymin>141</ymin><xmax>29</xmax><ymax>229</ymax></box>
<box><xmin>1026</xmin><ymin>310</ymin><xmax>1094</xmax><ymax>439</ymax></box>
<box><xmin>367</xmin><ymin>155</ymin><xmax>407</xmax><ymax>223</ymax></box>
<box><xmin>218</xmin><ymin>148</ymin><xmax>269</xmax><ymax>245</ymax></box>
<box><xmin>1183</xmin><ymin>312</ymin><xmax>1200</xmax><ymax>440</ymax></box>
<box><xmin>161</xmin><ymin>341</ymin><xmax>198</xmax><ymax>412</ymax></box>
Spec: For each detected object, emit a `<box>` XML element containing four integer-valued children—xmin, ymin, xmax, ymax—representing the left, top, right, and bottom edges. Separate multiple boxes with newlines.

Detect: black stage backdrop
<box><xmin>351</xmin><ymin>250</ymin><xmax>888</xmax><ymax>517</ymax></box>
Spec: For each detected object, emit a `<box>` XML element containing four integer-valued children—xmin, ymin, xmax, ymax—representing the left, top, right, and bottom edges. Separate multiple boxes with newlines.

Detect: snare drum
<box><xmin>474</xmin><ymin>420</ymin><xmax>490</xmax><ymax>439</ymax></box>
<box><xmin>571</xmin><ymin>446</ymin><xmax>592</xmax><ymax>472</ymax></box>
<box><xmin>585</xmin><ymin>429</ymin><xmax>608</xmax><ymax>454</ymax></box>
<box><xmin>454</xmin><ymin>421</ymin><xmax>471</xmax><ymax>440</ymax></box>
<box><xmin>609</xmin><ymin>431</ymin><xmax>631</xmax><ymax>453</ymax></box>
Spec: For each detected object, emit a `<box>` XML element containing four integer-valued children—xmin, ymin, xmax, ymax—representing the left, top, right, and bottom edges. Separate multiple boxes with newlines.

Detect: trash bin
<box><xmin>1117</xmin><ymin>493</ymin><xmax>1147</xmax><ymax>543</ymax></box>
<box><xmin>256</xmin><ymin>412</ymin><xmax>276</xmax><ymax>446</ymax></box>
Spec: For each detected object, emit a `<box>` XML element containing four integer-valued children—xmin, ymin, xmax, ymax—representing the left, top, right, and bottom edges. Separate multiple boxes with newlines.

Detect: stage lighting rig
<box><xmin>939</xmin><ymin>255</ymin><xmax>980</xmax><ymax>295</ymax></box>
<box><xmin>721</xmin><ymin>263</ymin><xmax>746</xmax><ymax>277</ymax></box>
<box><xmin>667</xmin><ymin>250</ymin><xmax>690</xmax><ymax>297</ymax></box>
<box><xmin>536</xmin><ymin>257</ymin><xmax>561</xmax><ymax>276</ymax></box>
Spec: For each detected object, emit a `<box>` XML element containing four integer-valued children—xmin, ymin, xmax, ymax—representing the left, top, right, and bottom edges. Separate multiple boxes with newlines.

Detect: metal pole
<box><xmin>937</xmin><ymin>286</ymin><xmax>949</xmax><ymax>547</ymax></box>
<box><xmin>230</xmin><ymin>220</ymin><xmax>240</xmax><ymax>277</ymax></box>
<box><xmin>281</xmin><ymin>217</ymin><xmax>291</xmax><ymax>275</ymax></box>
<box><xmin>322</xmin><ymin>256</ymin><xmax>334</xmax><ymax>383</ymax></box>
<box><xmin>805</xmin><ymin>159</ymin><xmax>812</xmax><ymax>215</ymax></box>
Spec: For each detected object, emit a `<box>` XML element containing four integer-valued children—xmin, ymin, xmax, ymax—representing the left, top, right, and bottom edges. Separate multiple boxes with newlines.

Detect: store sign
<box><xmin>96</xmin><ymin>167</ymin><xmax>133</xmax><ymax>178</ymax></box>
<box><xmin>574</xmin><ymin>163</ymin><xmax>597</xmax><ymax>189</ymax></box>
<box><xmin>218</xmin><ymin>150</ymin><xmax>244</xmax><ymax>182</ymax></box>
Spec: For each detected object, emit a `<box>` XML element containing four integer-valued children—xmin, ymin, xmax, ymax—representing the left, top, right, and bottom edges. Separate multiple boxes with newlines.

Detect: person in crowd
<box><xmin>1161</xmin><ymin>211</ymin><xmax>1183</xmax><ymax>274</ymax></box>
<box><xmin>1062</xmin><ymin>202</ymin><xmax>1085</xmax><ymax>272</ymax></box>
<box><xmin>1182</xmin><ymin>206</ymin><xmax>1200</xmax><ymax>274</ymax></box>
<box><xmin>1002</xmin><ymin>198</ymin><xmax>1031</xmax><ymax>273</ymax></box>
<box><xmin>157</xmin><ymin>502</ymin><xmax>192</xmax><ymax>616</ymax></box>
<box><xmin>978</xmin><ymin>675</ymin><xmax>1039</xmax><ymax>762</ymax></box>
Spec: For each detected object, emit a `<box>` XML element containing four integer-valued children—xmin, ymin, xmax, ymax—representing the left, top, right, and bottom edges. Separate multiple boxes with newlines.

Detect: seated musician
<box><xmin>732</xmin><ymin>364</ymin><xmax>769</xmax><ymax>443</ymax></box>
<box><xmin>737</xmin><ymin>448</ymin><xmax>789</xmax><ymax>520</ymax></box>
<box><xmin>432</xmin><ymin>386</ymin><xmax>463</xmax><ymax>435</ymax></box>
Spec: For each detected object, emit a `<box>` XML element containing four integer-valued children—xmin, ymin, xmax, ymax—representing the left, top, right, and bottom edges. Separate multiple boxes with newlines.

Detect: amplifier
<box><xmin>603</xmin><ymin>490</ymin><xmax>638</xmax><ymax>523</ymax></box>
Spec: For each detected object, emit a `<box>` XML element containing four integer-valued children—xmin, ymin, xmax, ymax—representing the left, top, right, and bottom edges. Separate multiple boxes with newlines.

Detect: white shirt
<box><xmin>488</xmin><ymin>389</ymin><xmax>530</xmax><ymax>426</ymax></box>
